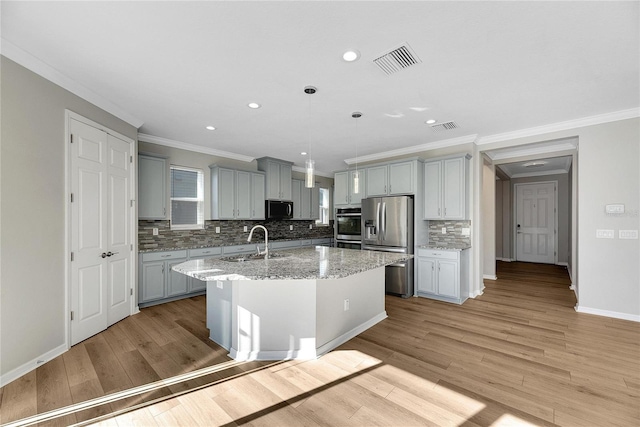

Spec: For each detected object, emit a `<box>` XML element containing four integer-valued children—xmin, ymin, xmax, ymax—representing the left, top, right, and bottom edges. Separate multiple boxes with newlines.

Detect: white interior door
<box><xmin>515</xmin><ymin>182</ymin><xmax>556</xmax><ymax>264</ymax></box>
<box><xmin>70</xmin><ymin>118</ymin><xmax>132</xmax><ymax>345</ymax></box>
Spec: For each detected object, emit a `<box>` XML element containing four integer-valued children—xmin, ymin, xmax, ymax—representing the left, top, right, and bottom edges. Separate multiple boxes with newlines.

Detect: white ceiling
<box><xmin>2</xmin><ymin>1</ymin><xmax>638</xmax><ymax>174</ymax></box>
<box><xmin>496</xmin><ymin>155</ymin><xmax>572</xmax><ymax>179</ymax></box>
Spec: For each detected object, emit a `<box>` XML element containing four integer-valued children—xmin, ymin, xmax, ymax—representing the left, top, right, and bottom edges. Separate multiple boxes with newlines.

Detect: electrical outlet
<box><xmin>216</xmin><ymin>281</ymin><xmax>223</xmax><ymax>289</ymax></box>
<box><xmin>461</xmin><ymin>228</ymin><xmax>470</xmax><ymax>236</ymax></box>
<box><xmin>441</xmin><ymin>227</ymin><xmax>447</xmax><ymax>234</ymax></box>
<box><xmin>243</xmin><ymin>226</ymin><xmax>248</xmax><ymax>232</ymax></box>
<box><xmin>343</xmin><ymin>299</ymin><xmax>350</xmax><ymax>311</ymax></box>
<box><xmin>215</xmin><ymin>226</ymin><xmax>220</xmax><ymax>234</ymax></box>
<box><xmin>152</xmin><ymin>228</ymin><xmax>158</xmax><ymax>236</ymax></box>
<box><xmin>290</xmin><ymin>225</ymin><xmax>294</xmax><ymax>231</ymax></box>
<box><xmin>309</xmin><ymin>224</ymin><xmax>313</xmax><ymax>229</ymax></box>
<box><xmin>596</xmin><ymin>229</ymin><xmax>614</xmax><ymax>239</ymax></box>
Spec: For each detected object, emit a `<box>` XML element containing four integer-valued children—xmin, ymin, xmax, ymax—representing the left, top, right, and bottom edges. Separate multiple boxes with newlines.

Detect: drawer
<box><xmin>189</xmin><ymin>247</ymin><xmax>222</xmax><ymax>257</ymax></box>
<box><xmin>271</xmin><ymin>240</ymin><xmax>300</xmax><ymax>250</ymax></box>
<box><xmin>417</xmin><ymin>248</ymin><xmax>459</xmax><ymax>260</ymax></box>
<box><xmin>141</xmin><ymin>250</ymin><xmax>188</xmax><ymax>262</ymax></box>
<box><xmin>312</xmin><ymin>238</ymin><xmax>331</xmax><ymax>245</ymax></box>
<box><xmin>300</xmin><ymin>239</ymin><xmax>313</xmax><ymax>247</ymax></box>
<box><xmin>222</xmin><ymin>245</ymin><xmax>256</xmax><ymax>255</ymax></box>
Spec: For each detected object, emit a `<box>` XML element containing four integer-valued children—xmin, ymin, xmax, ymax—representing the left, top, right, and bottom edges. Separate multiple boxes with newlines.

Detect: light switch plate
<box><xmin>596</xmin><ymin>229</ymin><xmax>614</xmax><ymax>239</ymax></box>
<box><xmin>215</xmin><ymin>226</ymin><xmax>220</xmax><ymax>234</ymax></box>
<box><xmin>461</xmin><ymin>228</ymin><xmax>470</xmax><ymax>236</ymax></box>
<box><xmin>243</xmin><ymin>226</ymin><xmax>248</xmax><ymax>232</ymax></box>
<box><xmin>605</xmin><ymin>204</ymin><xmax>625</xmax><ymax>214</ymax></box>
<box><xmin>619</xmin><ymin>230</ymin><xmax>638</xmax><ymax>239</ymax></box>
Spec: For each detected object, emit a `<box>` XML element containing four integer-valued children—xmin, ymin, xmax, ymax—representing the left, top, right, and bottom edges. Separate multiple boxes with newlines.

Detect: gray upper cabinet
<box><xmin>292</xmin><ymin>179</ymin><xmax>320</xmax><ymax>220</ymax></box>
<box><xmin>210</xmin><ymin>165</ymin><xmax>265</xmax><ymax>220</ymax></box>
<box><xmin>257</xmin><ymin>157</ymin><xmax>293</xmax><ymax>201</ymax></box>
<box><xmin>365</xmin><ymin>160</ymin><xmax>416</xmax><ymax>197</ymax></box>
<box><xmin>334</xmin><ymin>170</ymin><xmax>366</xmax><ymax>206</ymax></box>
<box><xmin>423</xmin><ymin>155</ymin><xmax>470</xmax><ymax>220</ymax></box>
<box><xmin>138</xmin><ymin>154</ymin><xmax>167</xmax><ymax>219</ymax></box>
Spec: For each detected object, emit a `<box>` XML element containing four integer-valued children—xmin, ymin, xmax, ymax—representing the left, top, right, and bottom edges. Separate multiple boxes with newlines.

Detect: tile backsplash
<box><xmin>428</xmin><ymin>220</ymin><xmax>471</xmax><ymax>246</ymax></box>
<box><xmin>139</xmin><ymin>220</ymin><xmax>333</xmax><ymax>251</ymax></box>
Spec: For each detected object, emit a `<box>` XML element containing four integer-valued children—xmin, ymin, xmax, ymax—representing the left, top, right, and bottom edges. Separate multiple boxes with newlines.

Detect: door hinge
<box><xmin>70</xmin><ymin>252</ymin><xmax>74</xmax><ymax>262</ymax></box>
<box><xmin>70</xmin><ymin>193</ymin><xmax>74</xmax><ymax>203</ymax></box>
<box><xmin>70</xmin><ymin>311</ymin><xmax>74</xmax><ymax>321</ymax></box>
<box><xmin>130</xmin><ymin>199</ymin><xmax>134</xmax><ymax>207</ymax></box>
<box><xmin>131</xmin><ymin>244</ymin><xmax>133</xmax><ymax>250</ymax></box>
<box><xmin>130</xmin><ymin>288</ymin><xmax>133</xmax><ymax>296</ymax></box>
<box><xmin>70</xmin><ymin>134</ymin><xmax>73</xmax><ymax>144</ymax></box>
<box><xmin>130</xmin><ymin>155</ymin><xmax>133</xmax><ymax>163</ymax></box>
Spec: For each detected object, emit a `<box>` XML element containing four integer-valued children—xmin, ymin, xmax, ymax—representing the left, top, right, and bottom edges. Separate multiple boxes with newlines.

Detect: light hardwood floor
<box><xmin>1</xmin><ymin>261</ymin><xmax>639</xmax><ymax>426</ymax></box>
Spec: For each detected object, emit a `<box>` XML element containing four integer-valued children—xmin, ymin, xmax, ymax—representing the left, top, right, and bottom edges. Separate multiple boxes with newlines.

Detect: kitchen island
<box><xmin>172</xmin><ymin>246</ymin><xmax>411</xmax><ymax>361</ymax></box>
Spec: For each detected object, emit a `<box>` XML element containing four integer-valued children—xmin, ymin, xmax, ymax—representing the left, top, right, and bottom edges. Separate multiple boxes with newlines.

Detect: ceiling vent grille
<box><xmin>429</xmin><ymin>121</ymin><xmax>459</xmax><ymax>132</ymax></box>
<box><xmin>373</xmin><ymin>44</ymin><xmax>421</xmax><ymax>75</ymax></box>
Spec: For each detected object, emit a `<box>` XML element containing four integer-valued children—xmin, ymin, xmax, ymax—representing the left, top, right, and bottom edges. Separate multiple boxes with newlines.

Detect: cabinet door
<box><xmin>190</xmin><ymin>278</ymin><xmax>206</xmax><ymax>292</ymax></box>
<box><xmin>349</xmin><ymin>170</ymin><xmax>365</xmax><ymax>204</ymax></box>
<box><xmin>437</xmin><ymin>260</ymin><xmax>459</xmax><ymax>298</ymax></box>
<box><xmin>167</xmin><ymin>260</ymin><xmax>189</xmax><ymax>297</ymax></box>
<box><xmin>291</xmin><ymin>179</ymin><xmax>302</xmax><ymax>219</ymax></box>
<box><xmin>417</xmin><ymin>258</ymin><xmax>437</xmax><ymax>294</ymax></box>
<box><xmin>366</xmin><ymin>165</ymin><xmax>388</xmax><ymax>196</ymax></box>
<box><xmin>279</xmin><ymin>163</ymin><xmax>292</xmax><ymax>200</ymax></box>
<box><xmin>310</xmin><ymin>186</ymin><xmax>320</xmax><ymax>219</ymax></box>
<box><xmin>138</xmin><ymin>155</ymin><xmax>166</xmax><ymax>219</ymax></box>
<box><xmin>334</xmin><ymin>172</ymin><xmax>349</xmax><ymax>206</ymax></box>
<box><xmin>251</xmin><ymin>173</ymin><xmax>265</xmax><ymax>219</ymax></box>
<box><xmin>423</xmin><ymin>161</ymin><xmax>442</xmax><ymax>219</ymax></box>
<box><xmin>389</xmin><ymin>161</ymin><xmax>414</xmax><ymax>194</ymax></box>
<box><xmin>218</xmin><ymin>168</ymin><xmax>236</xmax><ymax>219</ymax></box>
<box><xmin>140</xmin><ymin>262</ymin><xmax>165</xmax><ymax>302</ymax></box>
<box><xmin>235</xmin><ymin>170</ymin><xmax>251</xmax><ymax>219</ymax></box>
<box><xmin>443</xmin><ymin>158</ymin><xmax>464</xmax><ymax>219</ymax></box>
<box><xmin>301</xmin><ymin>186</ymin><xmax>312</xmax><ymax>220</ymax></box>
<box><xmin>265</xmin><ymin>161</ymin><xmax>281</xmax><ymax>199</ymax></box>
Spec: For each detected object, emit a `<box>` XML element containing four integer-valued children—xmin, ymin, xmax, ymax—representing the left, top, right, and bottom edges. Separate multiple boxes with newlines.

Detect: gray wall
<box><xmin>0</xmin><ymin>57</ymin><xmax>137</xmax><ymax>379</ymax></box>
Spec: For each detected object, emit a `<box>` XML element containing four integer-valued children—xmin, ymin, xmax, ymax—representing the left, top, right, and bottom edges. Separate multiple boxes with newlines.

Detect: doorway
<box><xmin>514</xmin><ymin>181</ymin><xmax>557</xmax><ymax>264</ymax></box>
<box><xmin>67</xmin><ymin>112</ymin><xmax>136</xmax><ymax>345</ymax></box>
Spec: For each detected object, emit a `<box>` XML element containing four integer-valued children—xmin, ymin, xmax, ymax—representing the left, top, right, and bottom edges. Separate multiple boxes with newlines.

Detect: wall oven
<box><xmin>335</xmin><ymin>207</ymin><xmax>361</xmax><ymax>249</ymax></box>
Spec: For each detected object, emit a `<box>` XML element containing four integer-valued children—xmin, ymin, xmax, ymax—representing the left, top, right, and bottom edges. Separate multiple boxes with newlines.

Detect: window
<box><xmin>317</xmin><ymin>187</ymin><xmax>330</xmax><ymax>225</ymax></box>
<box><xmin>170</xmin><ymin>166</ymin><xmax>204</xmax><ymax>230</ymax></box>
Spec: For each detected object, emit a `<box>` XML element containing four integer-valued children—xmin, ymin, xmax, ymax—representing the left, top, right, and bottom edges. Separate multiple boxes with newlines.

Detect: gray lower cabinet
<box><xmin>139</xmin><ymin>250</ymin><xmax>188</xmax><ymax>306</ymax></box>
<box><xmin>188</xmin><ymin>247</ymin><xmax>223</xmax><ymax>292</ymax></box>
<box><xmin>416</xmin><ymin>248</ymin><xmax>470</xmax><ymax>304</ymax></box>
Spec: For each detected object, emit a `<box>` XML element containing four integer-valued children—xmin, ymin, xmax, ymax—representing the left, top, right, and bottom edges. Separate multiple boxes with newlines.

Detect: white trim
<box><xmin>343</xmin><ymin>134</ymin><xmax>478</xmax><ymax>165</ymax></box>
<box><xmin>575</xmin><ymin>305</ymin><xmax>640</xmax><ymax>323</ymax></box>
<box><xmin>469</xmin><ymin>288</ymin><xmax>484</xmax><ymax>298</ymax></box>
<box><xmin>1</xmin><ymin>39</ymin><xmax>143</xmax><ymax>128</ymax></box>
<box><xmin>477</xmin><ymin>108</ymin><xmax>640</xmax><ymax>145</ymax></box>
<box><xmin>138</xmin><ymin>133</ymin><xmax>255</xmax><ymax>163</ymax></box>
<box><xmin>483</xmin><ymin>274</ymin><xmax>497</xmax><ymax>281</ymax></box>
<box><xmin>509</xmin><ymin>169</ymin><xmax>570</xmax><ymax>179</ymax></box>
<box><xmin>0</xmin><ymin>343</ymin><xmax>67</xmax><ymax>388</ymax></box>
<box><xmin>486</xmin><ymin>137</ymin><xmax>578</xmax><ymax>161</ymax></box>
<box><xmin>495</xmin><ymin>257</ymin><xmax>513</xmax><ymax>262</ymax></box>
<box><xmin>315</xmin><ymin>311</ymin><xmax>387</xmax><ymax>356</ymax></box>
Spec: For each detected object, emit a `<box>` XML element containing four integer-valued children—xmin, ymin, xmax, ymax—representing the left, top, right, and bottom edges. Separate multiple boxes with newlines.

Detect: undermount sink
<box><xmin>221</xmin><ymin>252</ymin><xmax>292</xmax><ymax>262</ymax></box>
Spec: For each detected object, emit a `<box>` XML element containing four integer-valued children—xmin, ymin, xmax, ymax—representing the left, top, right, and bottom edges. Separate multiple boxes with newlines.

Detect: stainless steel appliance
<box><xmin>361</xmin><ymin>196</ymin><xmax>414</xmax><ymax>297</ymax></box>
<box><xmin>335</xmin><ymin>207</ymin><xmax>361</xmax><ymax>249</ymax></box>
<box><xmin>265</xmin><ymin>200</ymin><xmax>293</xmax><ymax>219</ymax></box>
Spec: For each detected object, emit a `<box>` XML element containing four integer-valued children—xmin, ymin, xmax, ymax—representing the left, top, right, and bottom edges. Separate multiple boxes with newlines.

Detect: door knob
<box><xmin>101</xmin><ymin>252</ymin><xmax>108</xmax><ymax>258</ymax></box>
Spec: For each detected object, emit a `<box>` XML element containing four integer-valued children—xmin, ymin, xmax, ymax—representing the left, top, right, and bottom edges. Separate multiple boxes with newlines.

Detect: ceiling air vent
<box><xmin>429</xmin><ymin>121</ymin><xmax>459</xmax><ymax>132</ymax></box>
<box><xmin>373</xmin><ymin>43</ymin><xmax>421</xmax><ymax>76</ymax></box>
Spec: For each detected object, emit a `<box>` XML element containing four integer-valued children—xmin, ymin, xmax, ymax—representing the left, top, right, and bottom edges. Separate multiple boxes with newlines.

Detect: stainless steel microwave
<box><xmin>266</xmin><ymin>200</ymin><xmax>293</xmax><ymax>219</ymax></box>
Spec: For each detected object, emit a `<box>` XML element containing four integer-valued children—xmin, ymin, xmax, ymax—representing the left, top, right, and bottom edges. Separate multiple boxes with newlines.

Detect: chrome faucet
<box><xmin>247</xmin><ymin>225</ymin><xmax>269</xmax><ymax>258</ymax></box>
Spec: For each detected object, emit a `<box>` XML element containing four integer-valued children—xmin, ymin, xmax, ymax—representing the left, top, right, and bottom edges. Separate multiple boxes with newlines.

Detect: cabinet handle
<box><xmin>384</xmin><ymin>185</ymin><xmax>387</xmax><ymax>193</ymax></box>
<box><xmin>389</xmin><ymin>185</ymin><xmax>392</xmax><ymax>193</ymax></box>
<box><xmin>444</xmin><ymin>208</ymin><xmax>447</xmax><ymax>215</ymax></box>
<box><xmin>162</xmin><ymin>264</ymin><xmax>165</xmax><ymax>273</ymax></box>
<box><xmin>163</xmin><ymin>207</ymin><xmax>166</xmax><ymax>216</ymax></box>
<box><xmin>438</xmin><ymin>208</ymin><xmax>441</xmax><ymax>216</ymax></box>
<box><xmin>161</xmin><ymin>254</ymin><xmax>171</xmax><ymax>258</ymax></box>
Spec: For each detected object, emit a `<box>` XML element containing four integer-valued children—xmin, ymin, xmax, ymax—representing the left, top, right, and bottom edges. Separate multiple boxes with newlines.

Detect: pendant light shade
<box><xmin>304</xmin><ymin>86</ymin><xmax>317</xmax><ymax>188</ymax></box>
<box><xmin>352</xmin><ymin>111</ymin><xmax>362</xmax><ymax>194</ymax></box>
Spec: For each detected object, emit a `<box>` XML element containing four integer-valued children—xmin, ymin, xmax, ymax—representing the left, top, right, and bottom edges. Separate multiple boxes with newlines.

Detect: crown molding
<box><xmin>509</xmin><ymin>169</ymin><xmax>570</xmax><ymax>179</ymax></box>
<box><xmin>344</xmin><ymin>134</ymin><xmax>478</xmax><ymax>165</ymax></box>
<box><xmin>486</xmin><ymin>138</ymin><xmax>578</xmax><ymax>161</ymax></box>
<box><xmin>138</xmin><ymin>133</ymin><xmax>255</xmax><ymax>163</ymax></box>
<box><xmin>1</xmin><ymin>38</ymin><xmax>144</xmax><ymax>128</ymax></box>
<box><xmin>477</xmin><ymin>108</ymin><xmax>640</xmax><ymax>145</ymax></box>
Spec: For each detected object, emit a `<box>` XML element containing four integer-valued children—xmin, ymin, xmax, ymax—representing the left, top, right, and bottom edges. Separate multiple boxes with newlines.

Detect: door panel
<box><xmin>516</xmin><ymin>182</ymin><xmax>556</xmax><ymax>264</ymax></box>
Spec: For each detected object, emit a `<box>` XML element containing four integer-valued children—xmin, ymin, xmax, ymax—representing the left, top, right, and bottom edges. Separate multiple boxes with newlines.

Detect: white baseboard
<box><xmin>496</xmin><ymin>257</ymin><xmax>513</xmax><ymax>262</ymax></box>
<box><xmin>483</xmin><ymin>274</ymin><xmax>497</xmax><ymax>281</ymax></box>
<box><xmin>556</xmin><ymin>262</ymin><xmax>569</xmax><ymax>267</ymax></box>
<box><xmin>469</xmin><ymin>288</ymin><xmax>485</xmax><ymax>298</ymax></box>
<box><xmin>0</xmin><ymin>342</ymin><xmax>68</xmax><ymax>387</ymax></box>
<box><xmin>575</xmin><ymin>305</ymin><xmax>640</xmax><ymax>323</ymax></box>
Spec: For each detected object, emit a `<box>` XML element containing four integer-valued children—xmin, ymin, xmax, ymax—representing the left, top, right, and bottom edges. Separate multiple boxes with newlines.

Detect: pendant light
<box><xmin>352</xmin><ymin>111</ymin><xmax>362</xmax><ymax>194</ymax></box>
<box><xmin>304</xmin><ymin>86</ymin><xmax>316</xmax><ymax>188</ymax></box>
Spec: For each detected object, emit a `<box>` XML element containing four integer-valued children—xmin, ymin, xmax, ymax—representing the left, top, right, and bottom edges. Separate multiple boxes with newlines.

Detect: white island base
<box><xmin>206</xmin><ymin>266</ymin><xmax>386</xmax><ymax>361</ymax></box>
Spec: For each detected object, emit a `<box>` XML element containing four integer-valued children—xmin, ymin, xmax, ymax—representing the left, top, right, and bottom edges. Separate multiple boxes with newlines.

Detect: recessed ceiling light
<box><xmin>523</xmin><ymin>161</ymin><xmax>548</xmax><ymax>168</ymax></box>
<box><xmin>343</xmin><ymin>50</ymin><xmax>360</xmax><ymax>62</ymax></box>
<box><xmin>205</xmin><ymin>125</ymin><xmax>216</xmax><ymax>131</ymax></box>
<box><xmin>248</xmin><ymin>102</ymin><xmax>261</xmax><ymax>109</ymax></box>
<box><xmin>300</xmin><ymin>151</ymin><xmax>307</xmax><ymax>156</ymax></box>
<box><xmin>425</xmin><ymin>119</ymin><xmax>437</xmax><ymax>125</ymax></box>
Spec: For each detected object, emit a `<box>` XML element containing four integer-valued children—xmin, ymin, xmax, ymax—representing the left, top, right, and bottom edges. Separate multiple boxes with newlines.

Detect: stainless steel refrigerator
<box><xmin>361</xmin><ymin>196</ymin><xmax>414</xmax><ymax>297</ymax></box>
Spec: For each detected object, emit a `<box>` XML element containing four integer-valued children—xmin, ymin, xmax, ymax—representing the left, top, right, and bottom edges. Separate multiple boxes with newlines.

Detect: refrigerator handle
<box><xmin>381</xmin><ymin>202</ymin><xmax>386</xmax><ymax>240</ymax></box>
<box><xmin>376</xmin><ymin>202</ymin><xmax>381</xmax><ymax>236</ymax></box>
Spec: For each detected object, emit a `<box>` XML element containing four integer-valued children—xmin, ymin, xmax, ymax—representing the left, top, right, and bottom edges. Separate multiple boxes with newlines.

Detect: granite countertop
<box><xmin>418</xmin><ymin>243</ymin><xmax>471</xmax><ymax>251</ymax></box>
<box><xmin>139</xmin><ymin>237</ymin><xmax>333</xmax><ymax>253</ymax></box>
<box><xmin>172</xmin><ymin>246</ymin><xmax>412</xmax><ymax>281</ymax></box>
